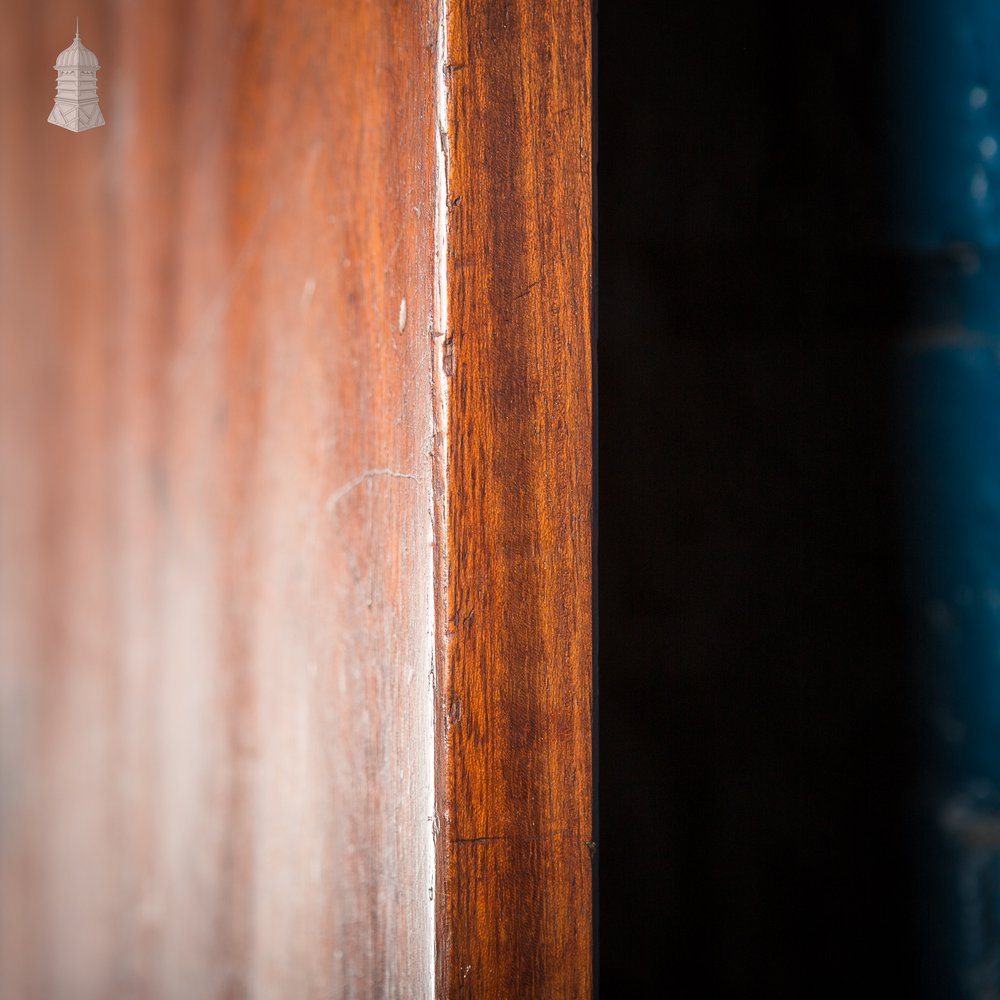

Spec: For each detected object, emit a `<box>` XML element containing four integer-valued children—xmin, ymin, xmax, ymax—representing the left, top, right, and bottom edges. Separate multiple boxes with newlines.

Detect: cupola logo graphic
<box><xmin>48</xmin><ymin>19</ymin><xmax>105</xmax><ymax>132</ymax></box>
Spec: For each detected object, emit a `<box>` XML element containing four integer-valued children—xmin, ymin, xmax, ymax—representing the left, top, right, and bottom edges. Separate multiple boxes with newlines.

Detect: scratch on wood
<box><xmin>514</xmin><ymin>278</ymin><xmax>542</xmax><ymax>301</ymax></box>
<box><xmin>325</xmin><ymin>469</ymin><xmax>419</xmax><ymax>512</ymax></box>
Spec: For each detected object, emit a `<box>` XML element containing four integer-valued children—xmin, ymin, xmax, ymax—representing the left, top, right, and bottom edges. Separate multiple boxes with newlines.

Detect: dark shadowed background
<box><xmin>597</xmin><ymin>3</ymin><xmax>918</xmax><ymax>995</ymax></box>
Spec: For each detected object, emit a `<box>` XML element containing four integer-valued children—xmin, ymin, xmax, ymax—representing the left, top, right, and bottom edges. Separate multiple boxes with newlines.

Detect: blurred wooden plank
<box><xmin>433</xmin><ymin>2</ymin><xmax>594</xmax><ymax>997</ymax></box>
<box><xmin>0</xmin><ymin>1</ymin><xmax>593</xmax><ymax>997</ymax></box>
<box><xmin>1</xmin><ymin>2</ymin><xmax>437</xmax><ymax>997</ymax></box>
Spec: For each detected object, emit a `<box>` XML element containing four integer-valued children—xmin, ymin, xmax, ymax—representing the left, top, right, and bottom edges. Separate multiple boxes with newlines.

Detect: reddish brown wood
<box><xmin>433</xmin><ymin>2</ymin><xmax>594</xmax><ymax>997</ymax></box>
<box><xmin>0</xmin><ymin>1</ymin><xmax>592</xmax><ymax>997</ymax></box>
<box><xmin>0</xmin><ymin>2</ymin><xmax>438</xmax><ymax>996</ymax></box>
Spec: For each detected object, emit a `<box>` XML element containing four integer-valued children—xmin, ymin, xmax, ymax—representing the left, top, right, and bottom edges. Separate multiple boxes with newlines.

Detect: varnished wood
<box><xmin>1</xmin><ymin>3</ymin><xmax>437</xmax><ymax>997</ymax></box>
<box><xmin>0</xmin><ymin>1</ymin><xmax>592</xmax><ymax>997</ymax></box>
<box><xmin>433</xmin><ymin>2</ymin><xmax>594</xmax><ymax>997</ymax></box>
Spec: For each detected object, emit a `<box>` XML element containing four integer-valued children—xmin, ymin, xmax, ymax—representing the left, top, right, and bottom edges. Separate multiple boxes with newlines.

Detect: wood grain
<box><xmin>0</xmin><ymin>2</ymin><xmax>437</xmax><ymax>997</ymax></box>
<box><xmin>0</xmin><ymin>1</ymin><xmax>592</xmax><ymax>996</ymax></box>
<box><xmin>433</xmin><ymin>2</ymin><xmax>594</xmax><ymax>997</ymax></box>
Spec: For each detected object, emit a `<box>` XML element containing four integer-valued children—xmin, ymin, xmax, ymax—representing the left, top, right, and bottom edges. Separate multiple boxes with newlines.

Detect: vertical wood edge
<box><xmin>432</xmin><ymin>1</ymin><xmax>594</xmax><ymax>996</ymax></box>
<box><xmin>431</xmin><ymin>0</ymin><xmax>456</xmax><ymax>991</ymax></box>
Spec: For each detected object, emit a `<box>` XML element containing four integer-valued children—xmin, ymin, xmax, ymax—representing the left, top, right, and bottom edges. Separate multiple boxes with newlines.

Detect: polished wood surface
<box><xmin>433</xmin><ymin>2</ymin><xmax>594</xmax><ymax>996</ymax></box>
<box><xmin>1</xmin><ymin>3</ymin><xmax>437</xmax><ymax>996</ymax></box>
<box><xmin>0</xmin><ymin>2</ymin><xmax>591</xmax><ymax>997</ymax></box>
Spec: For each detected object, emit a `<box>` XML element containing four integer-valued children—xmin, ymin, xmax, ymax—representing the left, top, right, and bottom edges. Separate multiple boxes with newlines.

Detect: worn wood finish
<box><xmin>433</xmin><ymin>2</ymin><xmax>594</xmax><ymax>997</ymax></box>
<box><xmin>0</xmin><ymin>0</ymin><xmax>592</xmax><ymax>996</ymax></box>
<box><xmin>1</xmin><ymin>2</ymin><xmax>437</xmax><ymax>997</ymax></box>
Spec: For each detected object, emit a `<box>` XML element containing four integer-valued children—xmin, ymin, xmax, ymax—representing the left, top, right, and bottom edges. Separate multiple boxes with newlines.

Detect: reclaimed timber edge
<box><xmin>431</xmin><ymin>1</ymin><xmax>594</xmax><ymax>996</ymax></box>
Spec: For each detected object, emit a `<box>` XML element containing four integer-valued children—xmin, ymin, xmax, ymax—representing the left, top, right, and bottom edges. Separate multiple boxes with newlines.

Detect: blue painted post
<box><xmin>889</xmin><ymin>2</ymin><xmax>1000</xmax><ymax>994</ymax></box>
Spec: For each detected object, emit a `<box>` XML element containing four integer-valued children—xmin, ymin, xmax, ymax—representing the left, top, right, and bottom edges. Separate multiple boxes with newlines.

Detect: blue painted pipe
<box><xmin>889</xmin><ymin>2</ymin><xmax>1000</xmax><ymax>994</ymax></box>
